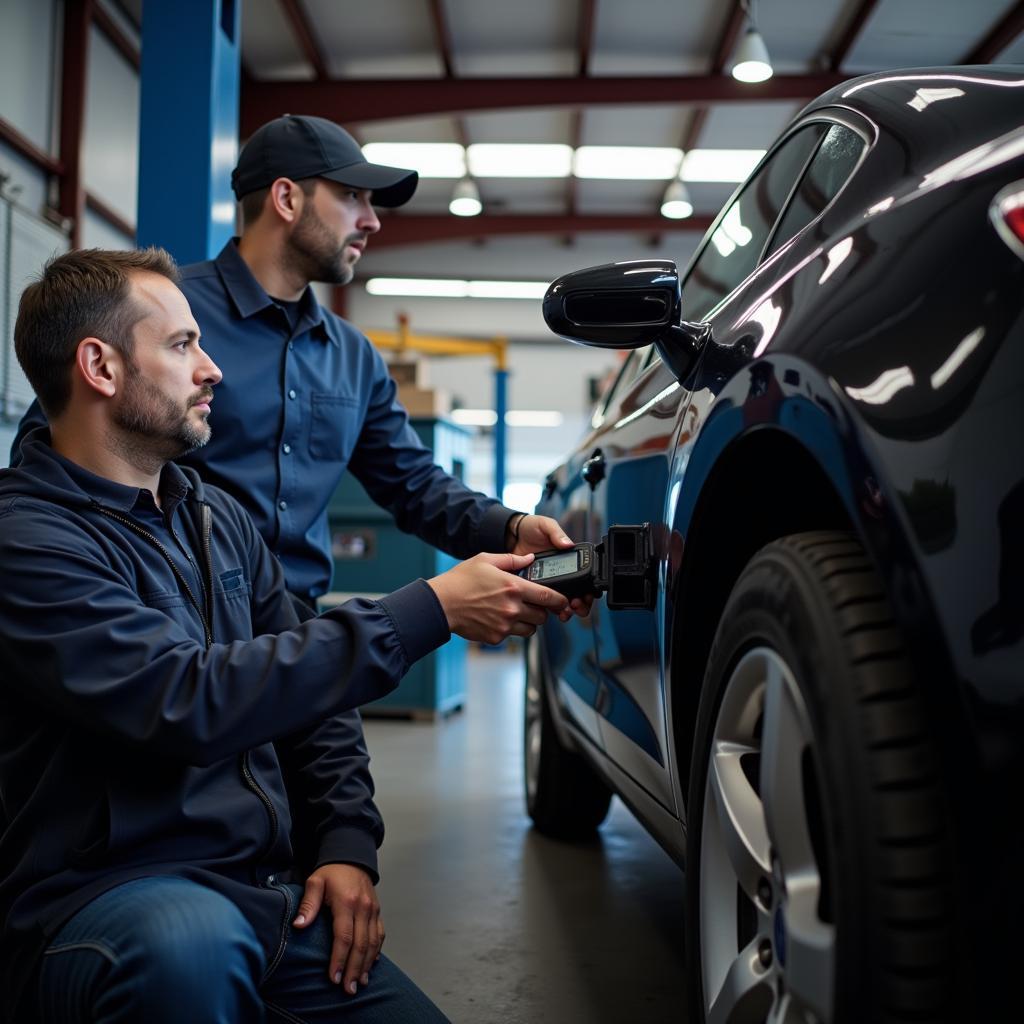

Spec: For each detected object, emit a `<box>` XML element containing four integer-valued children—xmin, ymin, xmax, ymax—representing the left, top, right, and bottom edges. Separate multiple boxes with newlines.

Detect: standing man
<box><xmin>11</xmin><ymin>115</ymin><xmax>584</xmax><ymax>989</ymax></box>
<box><xmin>0</xmin><ymin>247</ymin><xmax>570</xmax><ymax>1022</ymax></box>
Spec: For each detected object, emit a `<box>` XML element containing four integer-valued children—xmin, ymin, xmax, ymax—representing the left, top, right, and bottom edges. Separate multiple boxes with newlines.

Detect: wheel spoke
<box><xmin>782</xmin><ymin>887</ymin><xmax>835</xmax><ymax>1019</ymax></box>
<box><xmin>708</xmin><ymin>741</ymin><xmax>772</xmax><ymax>900</ymax></box>
<box><xmin>766</xmin><ymin>990</ymin><xmax>803</xmax><ymax>1024</ymax></box>
<box><xmin>706</xmin><ymin>937</ymin><xmax>774</xmax><ymax>1024</ymax></box>
<box><xmin>759</xmin><ymin>658</ymin><xmax>815</xmax><ymax>870</ymax></box>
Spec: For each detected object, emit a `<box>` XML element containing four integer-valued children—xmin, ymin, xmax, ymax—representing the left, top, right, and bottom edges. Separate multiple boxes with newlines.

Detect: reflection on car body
<box><xmin>524</xmin><ymin>66</ymin><xmax>1024</xmax><ymax>1024</ymax></box>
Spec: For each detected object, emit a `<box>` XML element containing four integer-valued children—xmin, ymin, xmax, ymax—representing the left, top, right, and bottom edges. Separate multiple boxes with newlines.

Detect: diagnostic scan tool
<box><xmin>519</xmin><ymin>524</ymin><xmax>656</xmax><ymax>610</ymax></box>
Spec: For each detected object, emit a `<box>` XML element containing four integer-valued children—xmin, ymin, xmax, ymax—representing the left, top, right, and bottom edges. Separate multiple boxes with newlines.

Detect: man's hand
<box><xmin>292</xmin><ymin>863</ymin><xmax>383</xmax><ymax>996</ymax></box>
<box><xmin>427</xmin><ymin>552</ymin><xmax>569</xmax><ymax>644</ymax></box>
<box><xmin>507</xmin><ymin>513</ymin><xmax>571</xmax><ymax>557</ymax></box>
<box><xmin>507</xmin><ymin>514</ymin><xmax>594</xmax><ymax>621</ymax></box>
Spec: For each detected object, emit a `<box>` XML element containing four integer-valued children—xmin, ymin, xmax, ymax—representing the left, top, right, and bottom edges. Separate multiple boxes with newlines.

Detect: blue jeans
<box><xmin>36</xmin><ymin>877</ymin><xmax>450</xmax><ymax>1023</ymax></box>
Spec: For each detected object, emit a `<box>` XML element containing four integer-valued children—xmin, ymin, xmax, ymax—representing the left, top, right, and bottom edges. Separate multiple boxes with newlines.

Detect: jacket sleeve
<box><xmin>346</xmin><ymin>341</ymin><xmax>516</xmax><ymax>557</ymax></box>
<box><xmin>0</xmin><ymin>502</ymin><xmax>450</xmax><ymax>768</ymax></box>
<box><xmin>7</xmin><ymin>400</ymin><xmax>47</xmax><ymax>467</ymax></box>
<box><xmin>276</xmin><ymin>708</ymin><xmax>384</xmax><ymax>882</ymax></box>
<box><xmin>273</xmin><ymin>594</ymin><xmax>384</xmax><ymax>882</ymax></box>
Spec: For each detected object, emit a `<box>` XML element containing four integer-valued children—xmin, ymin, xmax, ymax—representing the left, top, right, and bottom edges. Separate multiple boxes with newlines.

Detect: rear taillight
<box><xmin>991</xmin><ymin>182</ymin><xmax>1024</xmax><ymax>259</ymax></box>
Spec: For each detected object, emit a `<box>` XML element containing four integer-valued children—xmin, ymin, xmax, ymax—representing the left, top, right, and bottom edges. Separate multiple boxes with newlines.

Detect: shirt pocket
<box><xmin>309</xmin><ymin>392</ymin><xmax>361</xmax><ymax>461</ymax></box>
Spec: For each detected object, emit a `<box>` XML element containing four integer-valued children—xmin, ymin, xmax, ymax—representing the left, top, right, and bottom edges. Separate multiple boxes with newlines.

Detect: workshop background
<box><xmin>1</xmin><ymin>2</ymin><xmax>1021</xmax><ymax>1021</ymax></box>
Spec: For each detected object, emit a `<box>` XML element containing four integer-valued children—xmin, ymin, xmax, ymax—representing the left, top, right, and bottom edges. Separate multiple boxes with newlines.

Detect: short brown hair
<box><xmin>14</xmin><ymin>247</ymin><xmax>179</xmax><ymax>417</ymax></box>
<box><xmin>240</xmin><ymin>177</ymin><xmax>318</xmax><ymax>227</ymax></box>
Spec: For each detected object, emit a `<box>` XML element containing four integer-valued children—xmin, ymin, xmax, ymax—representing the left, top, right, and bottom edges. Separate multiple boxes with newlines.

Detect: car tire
<box><xmin>685</xmin><ymin>531</ymin><xmax>953</xmax><ymax>1024</ymax></box>
<box><xmin>524</xmin><ymin>634</ymin><xmax>612</xmax><ymax>838</ymax></box>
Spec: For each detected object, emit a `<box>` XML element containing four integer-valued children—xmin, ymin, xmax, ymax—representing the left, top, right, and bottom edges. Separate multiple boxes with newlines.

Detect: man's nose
<box><xmin>195</xmin><ymin>346</ymin><xmax>223</xmax><ymax>386</ymax></box>
<box><xmin>358</xmin><ymin>198</ymin><xmax>381</xmax><ymax>234</ymax></box>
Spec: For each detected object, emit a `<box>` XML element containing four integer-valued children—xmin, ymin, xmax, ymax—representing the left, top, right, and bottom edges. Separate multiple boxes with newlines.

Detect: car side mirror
<box><xmin>543</xmin><ymin>260</ymin><xmax>709</xmax><ymax>382</ymax></box>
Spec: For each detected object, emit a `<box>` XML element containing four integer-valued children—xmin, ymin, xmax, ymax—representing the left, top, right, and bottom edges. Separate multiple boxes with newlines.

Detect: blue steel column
<box><xmin>137</xmin><ymin>0</ymin><xmax>242</xmax><ymax>263</ymax></box>
<box><xmin>494</xmin><ymin>367</ymin><xmax>507</xmax><ymax>502</ymax></box>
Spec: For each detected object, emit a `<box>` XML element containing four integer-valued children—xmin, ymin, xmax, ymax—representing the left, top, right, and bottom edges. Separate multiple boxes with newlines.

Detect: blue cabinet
<box><xmin>324</xmin><ymin>417</ymin><xmax>472</xmax><ymax>717</ymax></box>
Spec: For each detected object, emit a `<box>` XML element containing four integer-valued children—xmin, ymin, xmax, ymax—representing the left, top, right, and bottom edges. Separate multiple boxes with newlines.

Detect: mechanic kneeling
<box><xmin>0</xmin><ymin>248</ymin><xmax>572</xmax><ymax>1023</ymax></box>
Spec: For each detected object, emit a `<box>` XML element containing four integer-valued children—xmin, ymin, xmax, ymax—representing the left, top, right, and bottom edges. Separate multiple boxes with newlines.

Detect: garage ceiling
<box><xmin>115</xmin><ymin>0</ymin><xmax>1024</xmax><ymax>313</ymax></box>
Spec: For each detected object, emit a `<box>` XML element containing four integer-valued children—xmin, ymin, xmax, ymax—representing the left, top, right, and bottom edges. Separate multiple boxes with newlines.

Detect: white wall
<box><xmin>0</xmin><ymin>0</ymin><xmax>59</xmax><ymax>219</ymax></box>
<box><xmin>82</xmin><ymin>23</ymin><xmax>140</xmax><ymax>226</ymax></box>
<box><xmin>0</xmin><ymin>0</ymin><xmax>59</xmax><ymax>154</ymax></box>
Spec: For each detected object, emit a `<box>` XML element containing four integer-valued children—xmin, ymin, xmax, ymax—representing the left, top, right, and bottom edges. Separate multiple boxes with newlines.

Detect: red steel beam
<box><xmin>962</xmin><ymin>0</ymin><xmax>1024</xmax><ymax>63</ymax></box>
<box><xmin>93</xmin><ymin>2</ymin><xmax>140</xmax><ymax>70</ymax></box>
<box><xmin>578</xmin><ymin>0</ymin><xmax>597</xmax><ymax>77</ymax></box>
<box><xmin>0</xmin><ymin>118</ymin><xmax>63</xmax><ymax>175</ymax></box>
<box><xmin>712</xmin><ymin>0</ymin><xmax>747</xmax><ymax>74</ymax></box>
<box><xmin>426</xmin><ymin>0</ymin><xmax>469</xmax><ymax>149</ymax></box>
<box><xmin>279</xmin><ymin>0</ymin><xmax>329</xmax><ymax>80</ymax></box>
<box><xmin>241</xmin><ymin>72</ymin><xmax>847</xmax><ymax>134</ymax></box>
<box><xmin>427</xmin><ymin>0</ymin><xmax>456</xmax><ymax>78</ymax></box>
<box><xmin>680</xmin><ymin>1</ymin><xmax>745</xmax><ymax>157</ymax></box>
<box><xmin>827</xmin><ymin>0</ymin><xmax>880</xmax><ymax>71</ymax></box>
<box><xmin>85</xmin><ymin>191</ymin><xmax>136</xmax><ymax>240</ymax></box>
<box><xmin>664</xmin><ymin>0</ymin><xmax>746</xmax><ymax>242</ymax></box>
<box><xmin>60</xmin><ymin>0</ymin><xmax>92</xmax><ymax>248</ymax></box>
<box><xmin>370</xmin><ymin>212</ymin><xmax>714</xmax><ymax>248</ymax></box>
<box><xmin>567</xmin><ymin>0</ymin><xmax>598</xmax><ymax>223</ymax></box>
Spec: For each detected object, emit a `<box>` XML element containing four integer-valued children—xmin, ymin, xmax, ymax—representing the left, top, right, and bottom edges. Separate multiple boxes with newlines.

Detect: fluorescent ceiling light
<box><xmin>450</xmin><ymin>410</ymin><xmax>564</xmax><ymax>428</ymax></box>
<box><xmin>361</xmin><ymin>143</ymin><xmax>466</xmax><ymax>178</ymax></box>
<box><xmin>361</xmin><ymin>143</ymin><xmax>763</xmax><ymax>183</ymax></box>
<box><xmin>449</xmin><ymin>177</ymin><xmax>482</xmax><ymax>217</ymax></box>
<box><xmin>466</xmin><ymin>281</ymin><xmax>548</xmax><ymax>299</ymax></box>
<box><xmin>731</xmin><ymin>27</ymin><xmax>774</xmax><ymax>83</ymax></box>
<box><xmin>451</xmin><ymin>409</ymin><xmax>498</xmax><ymax>426</ymax></box>
<box><xmin>366</xmin><ymin>278</ymin><xmax>468</xmax><ymax>298</ymax></box>
<box><xmin>366</xmin><ymin>278</ymin><xmax>550</xmax><ymax>299</ymax></box>
<box><xmin>467</xmin><ymin>144</ymin><xmax>573</xmax><ymax>178</ymax></box>
<box><xmin>505</xmin><ymin>410</ymin><xmax>564</xmax><ymax>427</ymax></box>
<box><xmin>574</xmin><ymin>146</ymin><xmax>683</xmax><ymax>180</ymax></box>
<box><xmin>682</xmin><ymin>149</ymin><xmax>765</xmax><ymax>182</ymax></box>
<box><xmin>661</xmin><ymin>180</ymin><xmax>693</xmax><ymax>219</ymax></box>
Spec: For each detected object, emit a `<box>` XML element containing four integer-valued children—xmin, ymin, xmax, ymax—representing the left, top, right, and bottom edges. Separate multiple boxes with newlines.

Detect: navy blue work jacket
<box><xmin>0</xmin><ymin>433</ymin><xmax>450</xmax><ymax>1018</ymax></box>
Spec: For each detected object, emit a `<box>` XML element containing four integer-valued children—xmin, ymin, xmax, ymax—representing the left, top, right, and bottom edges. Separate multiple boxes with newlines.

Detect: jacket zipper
<box><xmin>93</xmin><ymin>504</ymin><xmax>212</xmax><ymax>647</ymax></box>
<box><xmin>94</xmin><ymin>500</ymin><xmax>283</xmax><ymax>909</ymax></box>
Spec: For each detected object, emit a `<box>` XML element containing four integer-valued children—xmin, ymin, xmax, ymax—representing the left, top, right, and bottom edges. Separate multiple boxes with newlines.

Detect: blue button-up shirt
<box><xmin>14</xmin><ymin>241</ymin><xmax>514</xmax><ymax>599</ymax></box>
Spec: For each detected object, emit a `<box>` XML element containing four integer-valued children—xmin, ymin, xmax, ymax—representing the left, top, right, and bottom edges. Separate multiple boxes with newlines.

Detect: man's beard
<box><xmin>287</xmin><ymin>203</ymin><xmax>360</xmax><ymax>286</ymax></box>
<box><xmin>112</xmin><ymin>365</ymin><xmax>212</xmax><ymax>471</ymax></box>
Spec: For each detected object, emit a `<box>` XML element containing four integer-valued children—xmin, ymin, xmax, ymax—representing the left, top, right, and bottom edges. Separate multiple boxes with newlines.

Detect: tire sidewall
<box><xmin>685</xmin><ymin>542</ymin><xmax>873</xmax><ymax>1023</ymax></box>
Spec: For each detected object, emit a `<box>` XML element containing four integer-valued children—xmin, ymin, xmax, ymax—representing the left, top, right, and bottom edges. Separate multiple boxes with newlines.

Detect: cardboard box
<box><xmin>398</xmin><ymin>385</ymin><xmax>452</xmax><ymax>417</ymax></box>
<box><xmin>388</xmin><ymin>359</ymin><xmax>424</xmax><ymax>388</ymax></box>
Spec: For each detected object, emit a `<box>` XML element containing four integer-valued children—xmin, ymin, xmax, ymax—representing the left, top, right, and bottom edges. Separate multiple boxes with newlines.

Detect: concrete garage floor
<box><xmin>364</xmin><ymin>647</ymin><xmax>687</xmax><ymax>1024</ymax></box>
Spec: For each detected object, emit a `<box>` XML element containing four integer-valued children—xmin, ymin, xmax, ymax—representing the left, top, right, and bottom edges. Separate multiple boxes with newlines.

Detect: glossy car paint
<box><xmin>534</xmin><ymin>67</ymin><xmax>1024</xmax><ymax>1016</ymax></box>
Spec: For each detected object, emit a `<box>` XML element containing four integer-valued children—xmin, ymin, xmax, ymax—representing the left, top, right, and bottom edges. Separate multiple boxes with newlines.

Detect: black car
<box><xmin>525</xmin><ymin>66</ymin><xmax>1023</xmax><ymax>1023</ymax></box>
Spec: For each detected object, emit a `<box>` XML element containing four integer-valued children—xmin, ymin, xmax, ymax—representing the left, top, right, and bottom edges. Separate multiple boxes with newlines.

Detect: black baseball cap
<box><xmin>231</xmin><ymin>115</ymin><xmax>418</xmax><ymax>207</ymax></box>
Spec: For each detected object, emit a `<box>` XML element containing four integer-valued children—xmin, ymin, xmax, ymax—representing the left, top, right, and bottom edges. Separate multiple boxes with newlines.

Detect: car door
<box><xmin>587</xmin><ymin>119</ymin><xmax>867</xmax><ymax>812</ymax></box>
<box><xmin>586</xmin><ymin>343</ymin><xmax>689</xmax><ymax>812</ymax></box>
<box><xmin>534</xmin><ymin>353</ymin><xmax>646</xmax><ymax>749</ymax></box>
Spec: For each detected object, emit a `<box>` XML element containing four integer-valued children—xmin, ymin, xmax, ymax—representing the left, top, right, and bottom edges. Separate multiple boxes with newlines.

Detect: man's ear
<box><xmin>269</xmin><ymin>177</ymin><xmax>306</xmax><ymax>225</ymax></box>
<box><xmin>75</xmin><ymin>337</ymin><xmax>123</xmax><ymax>399</ymax></box>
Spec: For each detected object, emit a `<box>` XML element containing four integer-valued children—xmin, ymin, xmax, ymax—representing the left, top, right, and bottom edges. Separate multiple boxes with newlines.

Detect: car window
<box><xmin>678</xmin><ymin>123</ymin><xmax>827</xmax><ymax>322</ymax></box>
<box><xmin>765</xmin><ymin>124</ymin><xmax>866</xmax><ymax>257</ymax></box>
<box><xmin>594</xmin><ymin>344</ymin><xmax>653</xmax><ymax>424</ymax></box>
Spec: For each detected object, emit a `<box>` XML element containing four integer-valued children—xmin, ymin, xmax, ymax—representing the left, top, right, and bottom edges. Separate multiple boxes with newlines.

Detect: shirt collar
<box><xmin>38</xmin><ymin>437</ymin><xmax>194</xmax><ymax>515</ymax></box>
<box><xmin>214</xmin><ymin>238</ymin><xmax>334</xmax><ymax>345</ymax></box>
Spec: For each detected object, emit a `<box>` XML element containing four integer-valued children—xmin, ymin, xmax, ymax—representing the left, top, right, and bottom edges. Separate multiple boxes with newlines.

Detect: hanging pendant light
<box><xmin>660</xmin><ymin>180</ymin><xmax>694</xmax><ymax>220</ymax></box>
<box><xmin>449</xmin><ymin>176</ymin><xmax>482</xmax><ymax>217</ymax></box>
<box><xmin>731</xmin><ymin>1</ymin><xmax>774</xmax><ymax>83</ymax></box>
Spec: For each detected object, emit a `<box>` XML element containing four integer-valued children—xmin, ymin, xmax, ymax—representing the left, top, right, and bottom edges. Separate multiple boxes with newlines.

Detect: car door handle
<box><xmin>581</xmin><ymin>451</ymin><xmax>606</xmax><ymax>488</ymax></box>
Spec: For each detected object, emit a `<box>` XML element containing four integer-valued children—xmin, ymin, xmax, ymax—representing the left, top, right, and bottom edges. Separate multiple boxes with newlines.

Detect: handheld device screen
<box><xmin>534</xmin><ymin>550</ymin><xmax>579</xmax><ymax>580</ymax></box>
